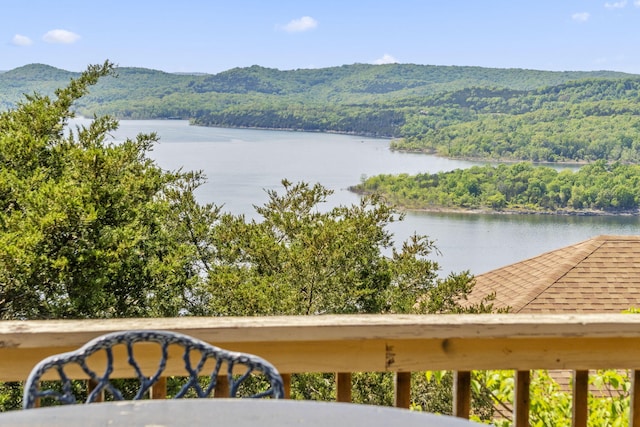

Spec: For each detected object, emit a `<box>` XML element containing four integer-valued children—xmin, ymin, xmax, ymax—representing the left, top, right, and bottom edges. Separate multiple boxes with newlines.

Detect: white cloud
<box><xmin>373</xmin><ymin>54</ymin><xmax>398</xmax><ymax>65</ymax></box>
<box><xmin>42</xmin><ymin>29</ymin><xmax>81</xmax><ymax>44</ymax></box>
<box><xmin>634</xmin><ymin>0</ymin><xmax>640</xmax><ymax>7</ymax></box>
<box><xmin>281</xmin><ymin>16</ymin><xmax>318</xmax><ymax>33</ymax></box>
<box><xmin>605</xmin><ymin>0</ymin><xmax>627</xmax><ymax>8</ymax></box>
<box><xmin>571</xmin><ymin>12</ymin><xmax>590</xmax><ymax>22</ymax></box>
<box><xmin>11</xmin><ymin>34</ymin><xmax>33</xmax><ymax>46</ymax></box>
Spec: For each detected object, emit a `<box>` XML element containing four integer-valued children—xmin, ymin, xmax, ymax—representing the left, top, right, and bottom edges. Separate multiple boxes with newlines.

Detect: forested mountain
<box><xmin>1</xmin><ymin>63</ymin><xmax>630</xmax><ymax>107</ymax></box>
<box><xmin>392</xmin><ymin>78</ymin><xmax>640</xmax><ymax>162</ymax></box>
<box><xmin>2</xmin><ymin>62</ymin><xmax>639</xmax><ymax>160</ymax></box>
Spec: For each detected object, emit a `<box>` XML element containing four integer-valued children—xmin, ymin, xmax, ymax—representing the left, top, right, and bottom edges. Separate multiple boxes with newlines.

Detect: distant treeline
<box><xmin>352</xmin><ymin>160</ymin><xmax>640</xmax><ymax>214</ymax></box>
<box><xmin>392</xmin><ymin>80</ymin><xmax>640</xmax><ymax>163</ymax></box>
<box><xmin>3</xmin><ymin>63</ymin><xmax>640</xmax><ymax>163</ymax></box>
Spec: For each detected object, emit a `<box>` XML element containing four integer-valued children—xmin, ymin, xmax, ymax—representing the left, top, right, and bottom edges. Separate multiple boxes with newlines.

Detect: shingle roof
<box><xmin>463</xmin><ymin>235</ymin><xmax>640</xmax><ymax>313</ymax></box>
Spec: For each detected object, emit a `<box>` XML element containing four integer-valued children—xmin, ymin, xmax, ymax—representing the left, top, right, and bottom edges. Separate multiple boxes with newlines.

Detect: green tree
<box><xmin>203</xmin><ymin>180</ymin><xmax>487</xmax><ymax>316</ymax></box>
<box><xmin>353</xmin><ymin>162</ymin><xmax>640</xmax><ymax>215</ymax></box>
<box><xmin>475</xmin><ymin>370</ymin><xmax>630</xmax><ymax>426</ymax></box>
<box><xmin>0</xmin><ymin>61</ymin><xmax>212</xmax><ymax>319</ymax></box>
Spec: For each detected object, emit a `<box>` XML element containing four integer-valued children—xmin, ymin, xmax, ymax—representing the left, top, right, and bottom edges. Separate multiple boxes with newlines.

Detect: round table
<box><xmin>0</xmin><ymin>399</ymin><xmax>483</xmax><ymax>426</ymax></box>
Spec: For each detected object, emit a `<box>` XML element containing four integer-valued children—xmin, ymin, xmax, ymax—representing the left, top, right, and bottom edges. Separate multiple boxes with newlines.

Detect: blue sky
<box><xmin>2</xmin><ymin>0</ymin><xmax>640</xmax><ymax>74</ymax></box>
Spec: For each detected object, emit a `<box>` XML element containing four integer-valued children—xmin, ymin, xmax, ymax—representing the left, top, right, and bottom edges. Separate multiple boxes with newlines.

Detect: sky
<box><xmin>2</xmin><ymin>0</ymin><xmax>640</xmax><ymax>75</ymax></box>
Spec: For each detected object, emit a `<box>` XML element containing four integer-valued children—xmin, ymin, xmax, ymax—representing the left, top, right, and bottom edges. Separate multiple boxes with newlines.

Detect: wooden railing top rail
<box><xmin>5</xmin><ymin>313</ymin><xmax>640</xmax><ymax>343</ymax></box>
<box><xmin>2</xmin><ymin>313</ymin><xmax>640</xmax><ymax>381</ymax></box>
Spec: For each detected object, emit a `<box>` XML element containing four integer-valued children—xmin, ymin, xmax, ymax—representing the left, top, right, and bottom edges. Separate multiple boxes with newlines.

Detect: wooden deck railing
<box><xmin>2</xmin><ymin>313</ymin><xmax>640</xmax><ymax>426</ymax></box>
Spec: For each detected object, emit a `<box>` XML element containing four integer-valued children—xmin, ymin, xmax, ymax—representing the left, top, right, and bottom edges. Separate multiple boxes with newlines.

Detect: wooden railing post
<box><xmin>631</xmin><ymin>370</ymin><xmax>640</xmax><ymax>427</ymax></box>
<box><xmin>33</xmin><ymin>384</ymin><xmax>41</xmax><ymax>408</ymax></box>
<box><xmin>214</xmin><ymin>375</ymin><xmax>229</xmax><ymax>397</ymax></box>
<box><xmin>394</xmin><ymin>372</ymin><xmax>411</xmax><ymax>409</ymax></box>
<box><xmin>453</xmin><ymin>370</ymin><xmax>471</xmax><ymax>419</ymax></box>
<box><xmin>87</xmin><ymin>378</ymin><xmax>104</xmax><ymax>402</ymax></box>
<box><xmin>151</xmin><ymin>376</ymin><xmax>167</xmax><ymax>399</ymax></box>
<box><xmin>514</xmin><ymin>370</ymin><xmax>530</xmax><ymax>427</ymax></box>
<box><xmin>336</xmin><ymin>372</ymin><xmax>352</xmax><ymax>402</ymax></box>
<box><xmin>572</xmin><ymin>370</ymin><xmax>588</xmax><ymax>427</ymax></box>
<box><xmin>281</xmin><ymin>373</ymin><xmax>291</xmax><ymax>399</ymax></box>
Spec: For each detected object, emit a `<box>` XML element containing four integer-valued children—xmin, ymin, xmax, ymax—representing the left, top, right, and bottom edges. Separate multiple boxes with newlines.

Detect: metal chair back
<box><xmin>23</xmin><ymin>329</ymin><xmax>284</xmax><ymax>408</ymax></box>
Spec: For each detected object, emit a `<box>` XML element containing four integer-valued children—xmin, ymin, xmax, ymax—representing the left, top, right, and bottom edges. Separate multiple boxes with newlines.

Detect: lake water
<box><xmin>77</xmin><ymin>118</ymin><xmax>640</xmax><ymax>277</ymax></box>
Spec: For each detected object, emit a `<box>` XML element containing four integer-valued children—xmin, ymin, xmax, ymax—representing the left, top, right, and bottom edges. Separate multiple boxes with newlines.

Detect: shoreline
<box><xmin>398</xmin><ymin>205</ymin><xmax>640</xmax><ymax>217</ymax></box>
<box><xmin>350</xmin><ymin>187</ymin><xmax>640</xmax><ymax>217</ymax></box>
<box><xmin>189</xmin><ymin>121</ymin><xmax>392</xmax><ymax>139</ymax></box>
<box><xmin>191</xmin><ymin>123</ymin><xmax>591</xmax><ymax>167</ymax></box>
<box><xmin>388</xmin><ymin>146</ymin><xmax>589</xmax><ymax>167</ymax></box>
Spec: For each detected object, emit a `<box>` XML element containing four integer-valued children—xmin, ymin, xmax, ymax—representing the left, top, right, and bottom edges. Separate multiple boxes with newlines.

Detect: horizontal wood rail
<box><xmin>2</xmin><ymin>313</ymin><xmax>640</xmax><ymax>426</ymax></box>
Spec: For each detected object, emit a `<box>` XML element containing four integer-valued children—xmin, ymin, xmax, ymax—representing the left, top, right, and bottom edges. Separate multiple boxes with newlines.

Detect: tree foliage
<box><xmin>353</xmin><ymin>161</ymin><xmax>640</xmax><ymax>214</ymax></box>
<box><xmin>202</xmin><ymin>180</ymin><xmax>493</xmax><ymax>316</ymax></box>
<box><xmin>392</xmin><ymin>79</ymin><xmax>640</xmax><ymax>163</ymax></box>
<box><xmin>473</xmin><ymin>370</ymin><xmax>631</xmax><ymax>426</ymax></box>
<box><xmin>3</xmin><ymin>63</ymin><xmax>627</xmax><ymax>113</ymax></box>
<box><xmin>0</xmin><ymin>62</ymin><xmax>487</xmax><ymax>322</ymax></box>
<box><xmin>0</xmin><ymin>62</ymin><xmax>213</xmax><ymax>319</ymax></box>
<box><xmin>3</xmin><ymin>63</ymin><xmax>640</xmax><ymax>162</ymax></box>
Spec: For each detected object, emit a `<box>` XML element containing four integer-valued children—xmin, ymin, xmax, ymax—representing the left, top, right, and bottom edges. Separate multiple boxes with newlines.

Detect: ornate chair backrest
<box><xmin>23</xmin><ymin>330</ymin><xmax>284</xmax><ymax>408</ymax></box>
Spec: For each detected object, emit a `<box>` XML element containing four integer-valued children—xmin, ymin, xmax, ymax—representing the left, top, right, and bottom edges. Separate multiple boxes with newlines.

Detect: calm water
<box><xmin>76</xmin><ymin>119</ymin><xmax>640</xmax><ymax>276</ymax></box>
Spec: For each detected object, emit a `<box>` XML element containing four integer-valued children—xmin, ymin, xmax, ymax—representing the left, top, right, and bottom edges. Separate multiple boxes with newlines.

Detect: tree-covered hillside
<box><xmin>2</xmin><ymin>62</ymin><xmax>639</xmax><ymax>160</ymax></box>
<box><xmin>2</xmin><ymin>63</ymin><xmax>630</xmax><ymax>109</ymax></box>
<box><xmin>352</xmin><ymin>160</ymin><xmax>640</xmax><ymax>214</ymax></box>
<box><xmin>0</xmin><ymin>64</ymin><xmax>80</xmax><ymax>111</ymax></box>
<box><xmin>1</xmin><ymin>62</ymin><xmax>632</xmax><ymax>114</ymax></box>
<box><xmin>393</xmin><ymin>78</ymin><xmax>640</xmax><ymax>162</ymax></box>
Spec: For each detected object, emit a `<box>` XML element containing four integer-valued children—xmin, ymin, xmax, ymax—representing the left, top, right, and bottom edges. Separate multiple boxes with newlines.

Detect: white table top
<box><xmin>0</xmin><ymin>399</ymin><xmax>482</xmax><ymax>426</ymax></box>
